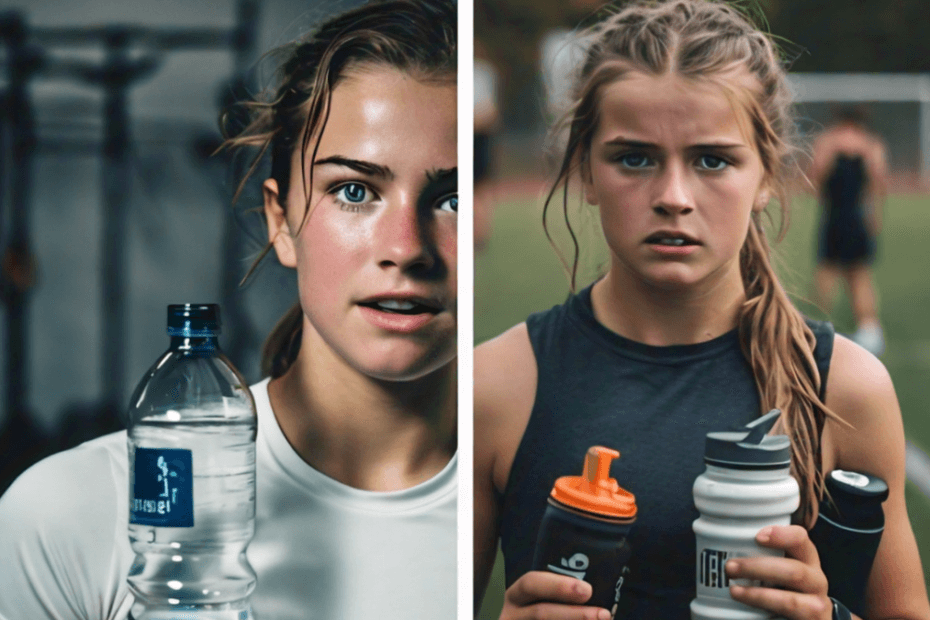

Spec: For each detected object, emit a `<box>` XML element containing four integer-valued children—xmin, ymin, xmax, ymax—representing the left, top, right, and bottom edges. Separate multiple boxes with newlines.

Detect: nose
<box><xmin>652</xmin><ymin>160</ymin><xmax>694</xmax><ymax>217</ymax></box>
<box><xmin>375</xmin><ymin>202</ymin><xmax>435</xmax><ymax>273</ymax></box>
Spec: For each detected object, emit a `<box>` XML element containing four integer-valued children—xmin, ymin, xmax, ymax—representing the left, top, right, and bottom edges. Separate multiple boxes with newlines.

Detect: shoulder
<box><xmin>812</xmin><ymin>128</ymin><xmax>838</xmax><ymax>152</ymax></box>
<box><xmin>823</xmin><ymin>335</ymin><xmax>902</xmax><ymax>474</ymax></box>
<box><xmin>867</xmin><ymin>135</ymin><xmax>889</xmax><ymax>167</ymax></box>
<box><xmin>474</xmin><ymin>323</ymin><xmax>537</xmax><ymax>422</ymax></box>
<box><xmin>0</xmin><ymin>431</ymin><xmax>127</xmax><ymax>525</ymax></box>
<box><xmin>474</xmin><ymin>323</ymin><xmax>538</xmax><ymax>490</ymax></box>
<box><xmin>0</xmin><ymin>432</ymin><xmax>131</xmax><ymax>619</ymax></box>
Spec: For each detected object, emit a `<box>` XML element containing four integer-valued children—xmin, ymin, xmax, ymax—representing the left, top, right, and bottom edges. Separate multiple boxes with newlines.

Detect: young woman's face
<box><xmin>583</xmin><ymin>71</ymin><xmax>768</xmax><ymax>294</ymax></box>
<box><xmin>266</xmin><ymin>67</ymin><xmax>457</xmax><ymax>381</ymax></box>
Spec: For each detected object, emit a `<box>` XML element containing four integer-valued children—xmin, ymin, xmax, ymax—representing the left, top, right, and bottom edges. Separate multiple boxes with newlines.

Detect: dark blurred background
<box><xmin>0</xmin><ymin>0</ymin><xmax>367</xmax><ymax>495</ymax></box>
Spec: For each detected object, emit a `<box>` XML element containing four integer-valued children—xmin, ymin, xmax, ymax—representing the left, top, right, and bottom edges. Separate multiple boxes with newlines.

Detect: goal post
<box><xmin>789</xmin><ymin>73</ymin><xmax>930</xmax><ymax>185</ymax></box>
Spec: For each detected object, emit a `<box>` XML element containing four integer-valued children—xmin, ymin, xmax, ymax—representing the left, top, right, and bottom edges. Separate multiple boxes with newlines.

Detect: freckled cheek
<box><xmin>436</xmin><ymin>219</ymin><xmax>457</xmax><ymax>308</ymax></box>
<box><xmin>597</xmin><ymin>194</ymin><xmax>643</xmax><ymax>247</ymax></box>
<box><xmin>296</xmin><ymin>216</ymin><xmax>374</xmax><ymax>304</ymax></box>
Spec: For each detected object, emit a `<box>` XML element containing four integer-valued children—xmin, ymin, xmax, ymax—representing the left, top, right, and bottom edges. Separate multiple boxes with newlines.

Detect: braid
<box><xmin>739</xmin><ymin>218</ymin><xmax>849</xmax><ymax>527</ymax></box>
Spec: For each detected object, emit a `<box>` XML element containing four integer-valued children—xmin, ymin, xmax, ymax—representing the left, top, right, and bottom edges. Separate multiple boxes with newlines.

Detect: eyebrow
<box><xmin>313</xmin><ymin>156</ymin><xmax>394</xmax><ymax>179</ymax></box>
<box><xmin>603</xmin><ymin>138</ymin><xmax>747</xmax><ymax>150</ymax></box>
<box><xmin>427</xmin><ymin>167</ymin><xmax>457</xmax><ymax>185</ymax></box>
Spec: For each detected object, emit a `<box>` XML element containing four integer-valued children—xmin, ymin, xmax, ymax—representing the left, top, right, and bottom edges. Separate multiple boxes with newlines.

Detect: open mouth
<box><xmin>358</xmin><ymin>299</ymin><xmax>442</xmax><ymax>315</ymax></box>
<box><xmin>645</xmin><ymin>233</ymin><xmax>700</xmax><ymax>246</ymax></box>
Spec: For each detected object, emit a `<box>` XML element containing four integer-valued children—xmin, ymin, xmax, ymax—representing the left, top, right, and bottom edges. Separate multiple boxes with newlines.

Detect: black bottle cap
<box><xmin>826</xmin><ymin>470</ymin><xmax>889</xmax><ymax>501</ymax></box>
<box><xmin>704</xmin><ymin>409</ymin><xmax>791</xmax><ymax>469</ymax></box>
<box><xmin>820</xmin><ymin>470</ymin><xmax>888</xmax><ymax>530</ymax></box>
<box><xmin>167</xmin><ymin>304</ymin><xmax>221</xmax><ymax>337</ymax></box>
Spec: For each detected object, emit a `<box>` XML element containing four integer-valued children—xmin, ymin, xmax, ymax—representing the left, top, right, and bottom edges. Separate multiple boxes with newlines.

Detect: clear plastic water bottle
<box><xmin>126</xmin><ymin>304</ymin><xmax>257</xmax><ymax>620</ymax></box>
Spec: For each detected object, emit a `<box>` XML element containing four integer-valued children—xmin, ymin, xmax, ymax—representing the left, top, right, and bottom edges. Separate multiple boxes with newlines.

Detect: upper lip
<box><xmin>357</xmin><ymin>292</ymin><xmax>445</xmax><ymax>312</ymax></box>
<box><xmin>644</xmin><ymin>229</ymin><xmax>701</xmax><ymax>244</ymax></box>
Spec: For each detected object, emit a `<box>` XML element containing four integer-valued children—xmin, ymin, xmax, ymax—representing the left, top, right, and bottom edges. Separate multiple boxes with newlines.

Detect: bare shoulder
<box><xmin>474</xmin><ymin>323</ymin><xmax>539</xmax><ymax>490</ymax></box>
<box><xmin>474</xmin><ymin>323</ymin><xmax>537</xmax><ymax>417</ymax></box>
<box><xmin>823</xmin><ymin>334</ymin><xmax>903</xmax><ymax>475</ymax></box>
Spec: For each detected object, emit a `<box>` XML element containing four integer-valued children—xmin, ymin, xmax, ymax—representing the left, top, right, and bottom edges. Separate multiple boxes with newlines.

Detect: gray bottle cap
<box><xmin>704</xmin><ymin>409</ymin><xmax>791</xmax><ymax>469</ymax></box>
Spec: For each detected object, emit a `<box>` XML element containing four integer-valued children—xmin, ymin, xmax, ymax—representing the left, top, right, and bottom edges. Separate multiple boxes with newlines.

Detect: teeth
<box><xmin>657</xmin><ymin>238</ymin><xmax>686</xmax><ymax>246</ymax></box>
<box><xmin>376</xmin><ymin>300</ymin><xmax>417</xmax><ymax>311</ymax></box>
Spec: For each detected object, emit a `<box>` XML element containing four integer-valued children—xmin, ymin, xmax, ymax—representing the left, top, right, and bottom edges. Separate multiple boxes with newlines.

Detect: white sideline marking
<box><xmin>906</xmin><ymin>441</ymin><xmax>930</xmax><ymax>501</ymax></box>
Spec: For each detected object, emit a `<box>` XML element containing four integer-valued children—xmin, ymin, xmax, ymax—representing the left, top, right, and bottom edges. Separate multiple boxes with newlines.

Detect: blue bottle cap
<box><xmin>167</xmin><ymin>304</ymin><xmax>221</xmax><ymax>337</ymax></box>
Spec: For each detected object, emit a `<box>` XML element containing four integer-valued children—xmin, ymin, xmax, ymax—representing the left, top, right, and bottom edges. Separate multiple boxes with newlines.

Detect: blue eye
<box><xmin>697</xmin><ymin>155</ymin><xmax>728</xmax><ymax>171</ymax></box>
<box><xmin>617</xmin><ymin>153</ymin><xmax>652</xmax><ymax>169</ymax></box>
<box><xmin>437</xmin><ymin>194</ymin><xmax>457</xmax><ymax>213</ymax></box>
<box><xmin>333</xmin><ymin>182</ymin><xmax>374</xmax><ymax>205</ymax></box>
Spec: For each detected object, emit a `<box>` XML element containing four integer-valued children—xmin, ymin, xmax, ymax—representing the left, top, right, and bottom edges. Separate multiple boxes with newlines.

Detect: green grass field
<box><xmin>475</xmin><ymin>188</ymin><xmax>930</xmax><ymax>618</ymax></box>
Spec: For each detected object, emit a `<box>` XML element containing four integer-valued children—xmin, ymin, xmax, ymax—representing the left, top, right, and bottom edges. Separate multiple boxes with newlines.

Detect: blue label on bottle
<box><xmin>131</xmin><ymin>448</ymin><xmax>193</xmax><ymax>527</ymax></box>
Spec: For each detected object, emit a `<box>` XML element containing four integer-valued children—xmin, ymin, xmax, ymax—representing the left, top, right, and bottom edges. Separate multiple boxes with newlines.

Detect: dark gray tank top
<box><xmin>498</xmin><ymin>284</ymin><xmax>834</xmax><ymax>618</ymax></box>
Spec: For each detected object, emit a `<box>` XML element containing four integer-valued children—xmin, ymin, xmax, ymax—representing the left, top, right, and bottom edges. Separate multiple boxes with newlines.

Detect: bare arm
<box><xmin>826</xmin><ymin>336</ymin><xmax>930</xmax><ymax>619</ymax></box>
<box><xmin>808</xmin><ymin>132</ymin><xmax>836</xmax><ymax>194</ymax></box>
<box><xmin>865</xmin><ymin>139</ymin><xmax>889</xmax><ymax>233</ymax></box>
<box><xmin>474</xmin><ymin>324</ymin><xmax>608</xmax><ymax>620</ymax></box>
<box><xmin>474</xmin><ymin>324</ymin><xmax>535</xmax><ymax>609</ymax></box>
<box><xmin>727</xmin><ymin>335</ymin><xmax>930</xmax><ymax>620</ymax></box>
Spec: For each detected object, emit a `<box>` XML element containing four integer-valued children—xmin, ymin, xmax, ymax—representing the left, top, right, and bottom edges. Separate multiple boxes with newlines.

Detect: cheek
<box><xmin>439</xmin><ymin>219</ymin><xmax>457</xmax><ymax>275</ymax></box>
<box><xmin>596</xmin><ymin>185</ymin><xmax>643</xmax><ymax>242</ymax></box>
<box><xmin>296</xmin><ymin>214</ymin><xmax>370</xmax><ymax>295</ymax></box>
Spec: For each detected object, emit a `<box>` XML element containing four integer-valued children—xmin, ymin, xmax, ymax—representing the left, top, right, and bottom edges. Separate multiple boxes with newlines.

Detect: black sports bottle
<box><xmin>808</xmin><ymin>470</ymin><xmax>887</xmax><ymax>617</ymax></box>
<box><xmin>531</xmin><ymin>446</ymin><xmax>637</xmax><ymax>620</ymax></box>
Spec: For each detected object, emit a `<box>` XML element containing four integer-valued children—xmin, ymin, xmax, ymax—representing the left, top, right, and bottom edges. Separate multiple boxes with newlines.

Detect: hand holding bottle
<box><xmin>499</xmin><ymin>571</ymin><xmax>610</xmax><ymax>620</ymax></box>
<box><xmin>726</xmin><ymin>525</ymin><xmax>833</xmax><ymax>620</ymax></box>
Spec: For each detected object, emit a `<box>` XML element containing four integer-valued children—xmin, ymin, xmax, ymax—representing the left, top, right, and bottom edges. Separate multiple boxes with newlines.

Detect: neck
<box><xmin>268</xmin><ymin>322</ymin><xmax>456</xmax><ymax>492</ymax></box>
<box><xmin>591</xmin><ymin>264</ymin><xmax>745</xmax><ymax>346</ymax></box>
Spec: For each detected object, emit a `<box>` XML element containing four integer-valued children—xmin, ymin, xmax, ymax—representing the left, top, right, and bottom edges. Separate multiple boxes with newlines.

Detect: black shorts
<box><xmin>817</xmin><ymin>210</ymin><xmax>876</xmax><ymax>265</ymax></box>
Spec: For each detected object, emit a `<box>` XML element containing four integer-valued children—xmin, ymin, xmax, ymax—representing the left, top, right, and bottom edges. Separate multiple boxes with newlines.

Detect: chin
<box><xmin>353</xmin><ymin>345</ymin><xmax>456</xmax><ymax>383</ymax></box>
<box><xmin>639</xmin><ymin>266</ymin><xmax>704</xmax><ymax>290</ymax></box>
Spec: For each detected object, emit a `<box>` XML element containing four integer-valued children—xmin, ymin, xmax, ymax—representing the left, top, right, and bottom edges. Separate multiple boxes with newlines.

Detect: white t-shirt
<box><xmin>0</xmin><ymin>378</ymin><xmax>457</xmax><ymax>620</ymax></box>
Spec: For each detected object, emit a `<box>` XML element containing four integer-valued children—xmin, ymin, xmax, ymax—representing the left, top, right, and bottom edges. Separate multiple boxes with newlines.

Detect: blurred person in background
<box><xmin>809</xmin><ymin>106</ymin><xmax>889</xmax><ymax>357</ymax></box>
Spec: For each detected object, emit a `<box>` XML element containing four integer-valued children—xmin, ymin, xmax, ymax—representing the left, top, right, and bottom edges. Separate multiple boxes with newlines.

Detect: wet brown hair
<box><xmin>219</xmin><ymin>0</ymin><xmax>456</xmax><ymax>379</ymax></box>
<box><xmin>544</xmin><ymin>0</ymin><xmax>845</xmax><ymax>526</ymax></box>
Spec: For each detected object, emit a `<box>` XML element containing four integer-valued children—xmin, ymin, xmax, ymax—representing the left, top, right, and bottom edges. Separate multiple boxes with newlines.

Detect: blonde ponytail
<box><xmin>738</xmin><ymin>216</ymin><xmax>847</xmax><ymax>526</ymax></box>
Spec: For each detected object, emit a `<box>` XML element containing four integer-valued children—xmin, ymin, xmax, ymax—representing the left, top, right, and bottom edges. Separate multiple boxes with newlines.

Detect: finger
<box><xmin>730</xmin><ymin>584</ymin><xmax>832</xmax><ymax>620</ymax></box>
<box><xmin>506</xmin><ymin>571</ymin><xmax>594</xmax><ymax>607</ymax></box>
<box><xmin>756</xmin><ymin>525</ymin><xmax>821</xmax><ymax>568</ymax></box>
<box><xmin>504</xmin><ymin>601</ymin><xmax>611</xmax><ymax>620</ymax></box>
<box><xmin>726</xmin><ymin>557</ymin><xmax>826</xmax><ymax>595</ymax></box>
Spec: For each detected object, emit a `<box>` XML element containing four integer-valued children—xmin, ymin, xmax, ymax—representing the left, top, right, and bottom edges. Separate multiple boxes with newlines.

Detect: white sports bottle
<box><xmin>691</xmin><ymin>409</ymin><xmax>799</xmax><ymax>620</ymax></box>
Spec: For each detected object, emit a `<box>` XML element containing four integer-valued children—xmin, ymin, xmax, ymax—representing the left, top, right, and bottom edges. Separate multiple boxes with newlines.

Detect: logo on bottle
<box><xmin>548</xmin><ymin>552</ymin><xmax>590</xmax><ymax>580</ymax></box>
<box><xmin>131</xmin><ymin>448</ymin><xmax>193</xmax><ymax>527</ymax></box>
<box><xmin>699</xmin><ymin>548</ymin><xmax>730</xmax><ymax>588</ymax></box>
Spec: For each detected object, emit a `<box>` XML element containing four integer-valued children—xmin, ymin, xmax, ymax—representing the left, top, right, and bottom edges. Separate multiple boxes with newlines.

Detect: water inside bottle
<box><xmin>128</xmin><ymin>415</ymin><xmax>256</xmax><ymax>606</ymax></box>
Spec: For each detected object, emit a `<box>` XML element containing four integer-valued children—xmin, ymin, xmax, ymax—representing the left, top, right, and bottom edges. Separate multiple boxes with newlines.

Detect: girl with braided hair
<box><xmin>474</xmin><ymin>1</ymin><xmax>928</xmax><ymax>619</ymax></box>
<box><xmin>0</xmin><ymin>2</ymin><xmax>457</xmax><ymax>618</ymax></box>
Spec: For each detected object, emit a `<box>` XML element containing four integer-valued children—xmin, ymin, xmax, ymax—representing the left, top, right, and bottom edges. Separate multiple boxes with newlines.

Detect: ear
<box><xmin>753</xmin><ymin>186</ymin><xmax>771</xmax><ymax>213</ymax></box>
<box><xmin>263</xmin><ymin>178</ymin><xmax>297</xmax><ymax>269</ymax></box>
<box><xmin>581</xmin><ymin>156</ymin><xmax>600</xmax><ymax>206</ymax></box>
